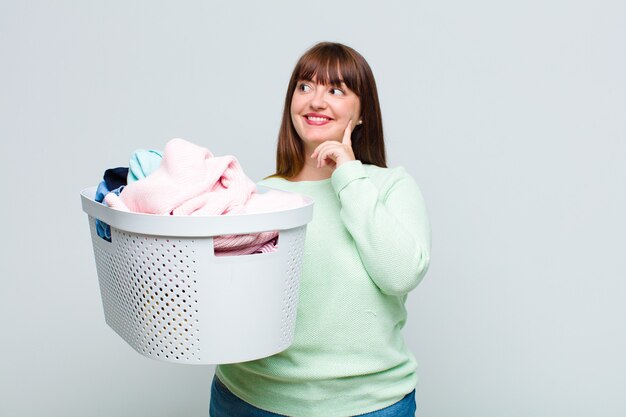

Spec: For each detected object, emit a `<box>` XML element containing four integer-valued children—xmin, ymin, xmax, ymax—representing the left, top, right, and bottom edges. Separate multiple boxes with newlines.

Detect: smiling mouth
<box><xmin>304</xmin><ymin>115</ymin><xmax>332</xmax><ymax>125</ymax></box>
<box><xmin>306</xmin><ymin>116</ymin><xmax>330</xmax><ymax>122</ymax></box>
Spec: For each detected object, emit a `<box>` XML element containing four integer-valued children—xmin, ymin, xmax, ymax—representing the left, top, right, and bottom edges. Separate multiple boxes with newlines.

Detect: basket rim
<box><xmin>81</xmin><ymin>185</ymin><xmax>314</xmax><ymax>237</ymax></box>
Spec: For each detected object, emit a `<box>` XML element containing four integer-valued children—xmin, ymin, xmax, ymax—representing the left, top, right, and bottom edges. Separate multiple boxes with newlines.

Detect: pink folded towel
<box><xmin>104</xmin><ymin>138</ymin><xmax>306</xmax><ymax>256</ymax></box>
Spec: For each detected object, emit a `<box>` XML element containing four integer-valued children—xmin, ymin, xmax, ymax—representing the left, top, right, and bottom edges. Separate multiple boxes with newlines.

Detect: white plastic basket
<box><xmin>80</xmin><ymin>185</ymin><xmax>313</xmax><ymax>365</ymax></box>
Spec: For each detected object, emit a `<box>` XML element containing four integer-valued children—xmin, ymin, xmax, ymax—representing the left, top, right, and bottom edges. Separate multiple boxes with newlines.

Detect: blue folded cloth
<box><xmin>95</xmin><ymin>168</ymin><xmax>129</xmax><ymax>242</ymax></box>
<box><xmin>94</xmin><ymin>151</ymin><xmax>161</xmax><ymax>241</ymax></box>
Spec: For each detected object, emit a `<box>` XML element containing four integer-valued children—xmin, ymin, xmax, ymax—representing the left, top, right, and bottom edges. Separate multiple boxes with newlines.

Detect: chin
<box><xmin>302</xmin><ymin>135</ymin><xmax>327</xmax><ymax>143</ymax></box>
<box><xmin>305</xmin><ymin>133</ymin><xmax>340</xmax><ymax>142</ymax></box>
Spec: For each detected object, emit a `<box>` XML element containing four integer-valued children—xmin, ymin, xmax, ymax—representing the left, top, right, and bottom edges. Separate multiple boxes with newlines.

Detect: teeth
<box><xmin>307</xmin><ymin>116</ymin><xmax>329</xmax><ymax>122</ymax></box>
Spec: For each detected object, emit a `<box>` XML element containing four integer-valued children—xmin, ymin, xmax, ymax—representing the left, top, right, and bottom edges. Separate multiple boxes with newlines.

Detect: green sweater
<box><xmin>216</xmin><ymin>160</ymin><xmax>431</xmax><ymax>417</ymax></box>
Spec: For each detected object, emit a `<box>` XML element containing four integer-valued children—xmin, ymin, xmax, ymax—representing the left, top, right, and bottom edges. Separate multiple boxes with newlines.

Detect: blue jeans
<box><xmin>209</xmin><ymin>375</ymin><xmax>416</xmax><ymax>417</ymax></box>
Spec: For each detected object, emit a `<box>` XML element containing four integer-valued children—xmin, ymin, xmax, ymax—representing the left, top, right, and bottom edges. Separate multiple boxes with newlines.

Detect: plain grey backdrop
<box><xmin>1</xmin><ymin>1</ymin><xmax>624</xmax><ymax>416</ymax></box>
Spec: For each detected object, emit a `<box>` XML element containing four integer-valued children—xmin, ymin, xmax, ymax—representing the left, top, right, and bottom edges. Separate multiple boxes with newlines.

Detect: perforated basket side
<box><xmin>89</xmin><ymin>216</ymin><xmax>203</xmax><ymax>362</ymax></box>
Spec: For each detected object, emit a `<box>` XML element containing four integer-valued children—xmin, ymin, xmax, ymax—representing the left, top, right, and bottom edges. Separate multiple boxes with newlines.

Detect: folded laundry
<box><xmin>105</xmin><ymin>138</ymin><xmax>256</xmax><ymax>215</ymax></box>
<box><xmin>104</xmin><ymin>138</ymin><xmax>307</xmax><ymax>256</ymax></box>
<box><xmin>215</xmin><ymin>235</ymin><xmax>279</xmax><ymax>257</ymax></box>
<box><xmin>128</xmin><ymin>149</ymin><xmax>163</xmax><ymax>183</ymax></box>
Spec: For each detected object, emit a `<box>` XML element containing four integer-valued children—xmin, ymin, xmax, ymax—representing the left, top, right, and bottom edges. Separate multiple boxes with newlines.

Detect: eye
<box><xmin>298</xmin><ymin>83</ymin><xmax>312</xmax><ymax>92</ymax></box>
<box><xmin>330</xmin><ymin>87</ymin><xmax>345</xmax><ymax>96</ymax></box>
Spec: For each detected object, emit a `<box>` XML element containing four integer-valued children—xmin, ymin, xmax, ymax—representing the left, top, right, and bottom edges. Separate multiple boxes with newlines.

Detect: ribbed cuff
<box><xmin>331</xmin><ymin>160</ymin><xmax>368</xmax><ymax>198</ymax></box>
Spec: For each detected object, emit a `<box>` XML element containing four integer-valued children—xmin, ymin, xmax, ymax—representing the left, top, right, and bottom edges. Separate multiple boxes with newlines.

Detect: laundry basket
<box><xmin>80</xmin><ymin>185</ymin><xmax>313</xmax><ymax>365</ymax></box>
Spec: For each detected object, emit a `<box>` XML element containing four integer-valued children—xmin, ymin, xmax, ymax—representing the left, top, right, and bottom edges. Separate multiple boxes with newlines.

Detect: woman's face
<box><xmin>290</xmin><ymin>77</ymin><xmax>361</xmax><ymax>148</ymax></box>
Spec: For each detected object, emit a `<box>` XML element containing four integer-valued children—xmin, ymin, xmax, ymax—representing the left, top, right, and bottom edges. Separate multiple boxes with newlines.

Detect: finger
<box><xmin>318</xmin><ymin>148</ymin><xmax>330</xmax><ymax>168</ymax></box>
<box><xmin>319</xmin><ymin>151</ymin><xmax>332</xmax><ymax>168</ymax></box>
<box><xmin>318</xmin><ymin>147</ymin><xmax>339</xmax><ymax>168</ymax></box>
<box><xmin>342</xmin><ymin>120</ymin><xmax>353</xmax><ymax>146</ymax></box>
<box><xmin>314</xmin><ymin>140</ymin><xmax>339</xmax><ymax>162</ymax></box>
<box><xmin>318</xmin><ymin>149</ymin><xmax>329</xmax><ymax>168</ymax></box>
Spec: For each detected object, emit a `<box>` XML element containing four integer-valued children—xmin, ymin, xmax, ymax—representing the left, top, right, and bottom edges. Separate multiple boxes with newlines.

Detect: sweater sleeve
<box><xmin>331</xmin><ymin>160</ymin><xmax>431</xmax><ymax>296</ymax></box>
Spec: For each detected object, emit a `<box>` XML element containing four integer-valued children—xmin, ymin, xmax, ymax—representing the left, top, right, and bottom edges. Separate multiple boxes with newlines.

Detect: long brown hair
<box><xmin>265</xmin><ymin>42</ymin><xmax>386</xmax><ymax>180</ymax></box>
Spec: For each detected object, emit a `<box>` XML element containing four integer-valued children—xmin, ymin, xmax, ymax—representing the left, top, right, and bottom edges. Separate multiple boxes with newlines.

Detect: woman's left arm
<box><xmin>331</xmin><ymin>160</ymin><xmax>431</xmax><ymax>296</ymax></box>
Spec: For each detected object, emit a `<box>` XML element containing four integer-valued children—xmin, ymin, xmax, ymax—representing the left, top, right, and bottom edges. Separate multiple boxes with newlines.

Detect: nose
<box><xmin>309</xmin><ymin>86</ymin><xmax>327</xmax><ymax>109</ymax></box>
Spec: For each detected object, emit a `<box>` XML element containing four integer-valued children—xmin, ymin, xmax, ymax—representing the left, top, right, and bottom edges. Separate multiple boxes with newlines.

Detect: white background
<box><xmin>1</xmin><ymin>1</ymin><xmax>624</xmax><ymax>416</ymax></box>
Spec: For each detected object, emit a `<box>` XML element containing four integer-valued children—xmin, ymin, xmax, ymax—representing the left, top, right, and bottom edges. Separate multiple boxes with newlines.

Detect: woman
<box><xmin>210</xmin><ymin>41</ymin><xmax>431</xmax><ymax>417</ymax></box>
